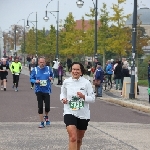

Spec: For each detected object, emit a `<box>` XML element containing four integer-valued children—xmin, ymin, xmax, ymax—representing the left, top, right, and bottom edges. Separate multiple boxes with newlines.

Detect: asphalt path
<box><xmin>0</xmin><ymin>69</ymin><xmax>150</xmax><ymax>150</ymax></box>
<box><xmin>0</xmin><ymin>70</ymin><xmax>150</xmax><ymax>123</ymax></box>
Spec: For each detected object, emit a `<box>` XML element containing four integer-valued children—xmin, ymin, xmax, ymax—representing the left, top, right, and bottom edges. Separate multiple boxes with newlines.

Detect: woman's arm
<box><xmin>84</xmin><ymin>81</ymin><xmax>95</xmax><ymax>103</ymax></box>
<box><xmin>60</xmin><ymin>80</ymin><xmax>67</xmax><ymax>103</ymax></box>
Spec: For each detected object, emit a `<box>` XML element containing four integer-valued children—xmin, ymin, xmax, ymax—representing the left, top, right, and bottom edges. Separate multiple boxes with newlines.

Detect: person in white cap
<box><xmin>52</xmin><ymin>58</ymin><xmax>59</xmax><ymax>78</ymax></box>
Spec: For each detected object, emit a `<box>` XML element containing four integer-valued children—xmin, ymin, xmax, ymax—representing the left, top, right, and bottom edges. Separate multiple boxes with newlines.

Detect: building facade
<box><xmin>125</xmin><ymin>7</ymin><xmax>150</xmax><ymax>36</ymax></box>
<box><xmin>0</xmin><ymin>28</ymin><xmax>4</xmax><ymax>58</ymax></box>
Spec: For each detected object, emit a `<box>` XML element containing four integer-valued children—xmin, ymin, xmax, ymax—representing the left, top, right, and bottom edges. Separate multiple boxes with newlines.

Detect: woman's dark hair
<box><xmin>71</xmin><ymin>62</ymin><xmax>86</xmax><ymax>76</ymax></box>
<box><xmin>46</xmin><ymin>61</ymin><xmax>50</xmax><ymax>66</ymax></box>
<box><xmin>118</xmin><ymin>61</ymin><xmax>121</xmax><ymax>65</ymax></box>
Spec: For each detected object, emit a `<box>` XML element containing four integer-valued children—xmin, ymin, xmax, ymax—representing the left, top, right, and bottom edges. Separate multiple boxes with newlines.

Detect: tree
<box><xmin>108</xmin><ymin>0</ymin><xmax>130</xmax><ymax>58</ymax></box>
<box><xmin>85</xmin><ymin>8</ymin><xmax>96</xmax><ymax>57</ymax></box>
<box><xmin>38</xmin><ymin>26</ymin><xmax>56</xmax><ymax>58</ymax></box>
<box><xmin>26</xmin><ymin>28</ymin><xmax>36</xmax><ymax>55</ymax></box>
<box><xmin>98</xmin><ymin>3</ymin><xmax>110</xmax><ymax>68</ymax></box>
<box><xmin>59</xmin><ymin>12</ymin><xmax>77</xmax><ymax>57</ymax></box>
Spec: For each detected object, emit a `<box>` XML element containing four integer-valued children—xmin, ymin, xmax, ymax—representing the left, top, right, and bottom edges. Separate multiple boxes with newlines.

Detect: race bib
<box><xmin>3</xmin><ymin>67</ymin><xmax>6</xmax><ymax>70</ymax></box>
<box><xmin>40</xmin><ymin>80</ymin><xmax>47</xmax><ymax>86</ymax></box>
<box><xmin>69</xmin><ymin>96</ymin><xmax>84</xmax><ymax>110</ymax></box>
<box><xmin>15</xmin><ymin>73</ymin><xmax>19</xmax><ymax>75</ymax></box>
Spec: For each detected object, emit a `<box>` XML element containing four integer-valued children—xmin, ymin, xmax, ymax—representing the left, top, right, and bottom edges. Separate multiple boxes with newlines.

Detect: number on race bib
<box><xmin>69</xmin><ymin>100</ymin><xmax>84</xmax><ymax>110</ymax></box>
<box><xmin>40</xmin><ymin>80</ymin><xmax>47</xmax><ymax>86</ymax></box>
<box><xmin>3</xmin><ymin>67</ymin><xmax>6</xmax><ymax>70</ymax></box>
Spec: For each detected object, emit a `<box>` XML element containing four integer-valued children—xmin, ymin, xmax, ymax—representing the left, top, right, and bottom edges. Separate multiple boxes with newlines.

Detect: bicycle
<box><xmin>103</xmin><ymin>74</ymin><xmax>112</xmax><ymax>91</ymax></box>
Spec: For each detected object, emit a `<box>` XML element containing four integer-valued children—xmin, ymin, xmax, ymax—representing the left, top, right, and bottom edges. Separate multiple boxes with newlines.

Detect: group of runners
<box><xmin>28</xmin><ymin>56</ymin><xmax>95</xmax><ymax>150</ymax></box>
<box><xmin>0</xmin><ymin>57</ymin><xmax>22</xmax><ymax>92</ymax></box>
<box><xmin>0</xmin><ymin>56</ymin><xmax>95</xmax><ymax>150</ymax></box>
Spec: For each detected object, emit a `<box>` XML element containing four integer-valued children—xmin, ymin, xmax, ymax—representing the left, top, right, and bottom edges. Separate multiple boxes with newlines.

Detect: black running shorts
<box><xmin>0</xmin><ymin>74</ymin><xmax>7</xmax><ymax>80</ymax></box>
<box><xmin>64</xmin><ymin>114</ymin><xmax>90</xmax><ymax>130</ymax></box>
<box><xmin>36</xmin><ymin>92</ymin><xmax>50</xmax><ymax>114</ymax></box>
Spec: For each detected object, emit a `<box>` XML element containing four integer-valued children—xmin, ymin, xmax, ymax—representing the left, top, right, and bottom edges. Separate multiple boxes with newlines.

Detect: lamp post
<box><xmin>129</xmin><ymin>0</ymin><xmax>137</xmax><ymax>99</ymax></box>
<box><xmin>26</xmin><ymin>12</ymin><xmax>38</xmax><ymax>57</ymax></box>
<box><xmin>17</xmin><ymin>19</ymin><xmax>26</xmax><ymax>65</ymax></box>
<box><xmin>14</xmin><ymin>25</ymin><xmax>16</xmax><ymax>56</ymax></box>
<box><xmin>43</xmin><ymin>0</ymin><xmax>59</xmax><ymax>59</ymax></box>
<box><xmin>76</xmin><ymin>0</ymin><xmax>98</xmax><ymax>58</ymax></box>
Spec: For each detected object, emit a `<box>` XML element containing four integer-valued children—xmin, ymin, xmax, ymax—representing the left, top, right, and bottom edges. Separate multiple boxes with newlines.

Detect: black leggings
<box><xmin>36</xmin><ymin>92</ymin><xmax>50</xmax><ymax>114</ymax></box>
<box><xmin>13</xmin><ymin>74</ymin><xmax>20</xmax><ymax>88</ymax></box>
<box><xmin>31</xmin><ymin>82</ymin><xmax>34</xmax><ymax>87</ymax></box>
<box><xmin>58</xmin><ymin>75</ymin><xmax>63</xmax><ymax>84</ymax></box>
<box><xmin>107</xmin><ymin>74</ymin><xmax>112</xmax><ymax>86</ymax></box>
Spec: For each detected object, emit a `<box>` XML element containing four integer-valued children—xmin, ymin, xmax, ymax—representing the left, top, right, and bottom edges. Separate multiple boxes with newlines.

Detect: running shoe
<box><xmin>44</xmin><ymin>116</ymin><xmax>50</xmax><ymax>125</ymax></box>
<box><xmin>15</xmin><ymin>88</ymin><xmax>18</xmax><ymax>92</ymax></box>
<box><xmin>12</xmin><ymin>85</ymin><xmax>15</xmax><ymax>88</ymax></box>
<box><xmin>39</xmin><ymin>122</ymin><xmax>45</xmax><ymax>128</ymax></box>
<box><xmin>31</xmin><ymin>87</ymin><xmax>33</xmax><ymax>89</ymax></box>
<box><xmin>46</xmin><ymin>120</ymin><xmax>50</xmax><ymax>125</ymax></box>
<box><xmin>1</xmin><ymin>86</ymin><xmax>3</xmax><ymax>90</ymax></box>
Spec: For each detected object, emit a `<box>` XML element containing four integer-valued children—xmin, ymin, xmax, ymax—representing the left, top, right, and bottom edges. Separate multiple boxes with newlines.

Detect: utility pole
<box><xmin>129</xmin><ymin>0</ymin><xmax>137</xmax><ymax>99</ymax></box>
<box><xmin>94</xmin><ymin>0</ymin><xmax>98</xmax><ymax>58</ymax></box>
<box><xmin>14</xmin><ymin>25</ymin><xmax>17</xmax><ymax>57</ymax></box>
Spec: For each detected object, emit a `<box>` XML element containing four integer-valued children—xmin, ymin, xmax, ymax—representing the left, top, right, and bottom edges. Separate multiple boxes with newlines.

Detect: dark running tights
<box><xmin>31</xmin><ymin>82</ymin><xmax>34</xmax><ymax>87</ymax></box>
<box><xmin>107</xmin><ymin>74</ymin><xmax>112</xmax><ymax>86</ymax></box>
<box><xmin>13</xmin><ymin>74</ymin><xmax>19</xmax><ymax>88</ymax></box>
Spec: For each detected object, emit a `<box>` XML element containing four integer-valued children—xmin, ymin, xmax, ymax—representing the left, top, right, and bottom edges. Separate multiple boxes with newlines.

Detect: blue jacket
<box><xmin>106</xmin><ymin>64</ymin><xmax>113</xmax><ymax>75</ymax></box>
<box><xmin>95</xmin><ymin>67</ymin><xmax>104</xmax><ymax>83</ymax></box>
<box><xmin>30</xmin><ymin>66</ymin><xmax>53</xmax><ymax>93</ymax></box>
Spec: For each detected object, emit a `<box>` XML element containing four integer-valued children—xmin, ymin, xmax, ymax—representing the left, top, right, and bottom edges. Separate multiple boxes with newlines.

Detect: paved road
<box><xmin>0</xmin><ymin>68</ymin><xmax>150</xmax><ymax>150</ymax></box>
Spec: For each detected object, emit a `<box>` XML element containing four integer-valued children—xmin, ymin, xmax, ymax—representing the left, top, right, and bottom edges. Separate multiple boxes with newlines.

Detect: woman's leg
<box><xmin>15</xmin><ymin>75</ymin><xmax>19</xmax><ymax>88</ymax></box>
<box><xmin>67</xmin><ymin>125</ymin><xmax>77</xmax><ymax>150</ymax></box>
<box><xmin>77</xmin><ymin>130</ymin><xmax>86</xmax><ymax>150</ymax></box>
<box><xmin>119</xmin><ymin>79</ymin><xmax>122</xmax><ymax>90</ymax></box>
<box><xmin>3</xmin><ymin>79</ymin><xmax>6</xmax><ymax>89</ymax></box>
<box><xmin>108</xmin><ymin>75</ymin><xmax>112</xmax><ymax>88</ymax></box>
<box><xmin>137</xmin><ymin>84</ymin><xmax>139</xmax><ymax>95</ymax></box>
<box><xmin>116</xmin><ymin>79</ymin><xmax>118</xmax><ymax>90</ymax></box>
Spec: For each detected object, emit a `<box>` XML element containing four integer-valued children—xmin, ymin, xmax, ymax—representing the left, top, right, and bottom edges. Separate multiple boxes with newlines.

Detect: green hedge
<box><xmin>138</xmin><ymin>80</ymin><xmax>148</xmax><ymax>87</ymax></box>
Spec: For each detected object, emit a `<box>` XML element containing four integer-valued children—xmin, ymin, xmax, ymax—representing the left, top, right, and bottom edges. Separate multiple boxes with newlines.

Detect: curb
<box><xmin>98</xmin><ymin>97</ymin><xmax>150</xmax><ymax>113</ymax></box>
<box><xmin>63</xmin><ymin>76</ymin><xmax>150</xmax><ymax>113</ymax></box>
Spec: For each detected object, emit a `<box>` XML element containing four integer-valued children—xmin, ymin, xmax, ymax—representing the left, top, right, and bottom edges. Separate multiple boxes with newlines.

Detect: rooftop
<box><xmin>75</xmin><ymin>20</ymin><xmax>101</xmax><ymax>31</ymax></box>
<box><xmin>126</xmin><ymin>7</ymin><xmax>150</xmax><ymax>25</ymax></box>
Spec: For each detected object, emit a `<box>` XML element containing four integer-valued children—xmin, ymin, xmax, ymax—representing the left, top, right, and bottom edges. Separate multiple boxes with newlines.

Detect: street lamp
<box><xmin>43</xmin><ymin>0</ymin><xmax>59</xmax><ymax>59</ymax></box>
<box><xmin>26</xmin><ymin>12</ymin><xmax>38</xmax><ymax>57</ymax></box>
<box><xmin>17</xmin><ymin>19</ymin><xmax>26</xmax><ymax>65</ymax></box>
<box><xmin>129</xmin><ymin>0</ymin><xmax>137</xmax><ymax>99</ymax></box>
<box><xmin>76</xmin><ymin>0</ymin><xmax>98</xmax><ymax>58</ymax></box>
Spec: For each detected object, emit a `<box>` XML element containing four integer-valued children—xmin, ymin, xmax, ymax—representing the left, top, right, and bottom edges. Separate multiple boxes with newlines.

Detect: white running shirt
<box><xmin>60</xmin><ymin>76</ymin><xmax>95</xmax><ymax>119</ymax></box>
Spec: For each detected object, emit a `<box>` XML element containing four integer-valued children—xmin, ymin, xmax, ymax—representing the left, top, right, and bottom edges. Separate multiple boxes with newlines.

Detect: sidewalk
<box><xmin>0</xmin><ymin>67</ymin><xmax>149</xmax><ymax>150</ymax></box>
<box><xmin>63</xmin><ymin>72</ymin><xmax>150</xmax><ymax>113</ymax></box>
<box><xmin>1</xmin><ymin>122</ymin><xmax>150</xmax><ymax>150</ymax></box>
<box><xmin>22</xmin><ymin>67</ymin><xmax>150</xmax><ymax>113</ymax></box>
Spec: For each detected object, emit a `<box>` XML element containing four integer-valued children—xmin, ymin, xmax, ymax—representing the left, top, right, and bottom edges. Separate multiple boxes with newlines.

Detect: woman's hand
<box><xmin>49</xmin><ymin>77</ymin><xmax>53</xmax><ymax>80</ymax></box>
<box><xmin>77</xmin><ymin>92</ymin><xmax>85</xmax><ymax>100</ymax></box>
<box><xmin>62</xmin><ymin>98</ymin><xmax>68</xmax><ymax>104</ymax></box>
<box><xmin>36</xmin><ymin>80</ymin><xmax>40</xmax><ymax>83</ymax></box>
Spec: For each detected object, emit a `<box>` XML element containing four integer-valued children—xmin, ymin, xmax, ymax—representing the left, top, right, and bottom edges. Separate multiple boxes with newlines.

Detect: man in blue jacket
<box><xmin>106</xmin><ymin>60</ymin><xmax>113</xmax><ymax>88</ymax></box>
<box><xmin>30</xmin><ymin>56</ymin><xmax>53</xmax><ymax>128</ymax></box>
<box><xmin>95</xmin><ymin>63</ymin><xmax>104</xmax><ymax>97</ymax></box>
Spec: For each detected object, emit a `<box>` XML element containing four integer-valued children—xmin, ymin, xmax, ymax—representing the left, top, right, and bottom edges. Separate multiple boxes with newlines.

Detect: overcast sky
<box><xmin>0</xmin><ymin>0</ymin><xmax>150</xmax><ymax>31</ymax></box>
